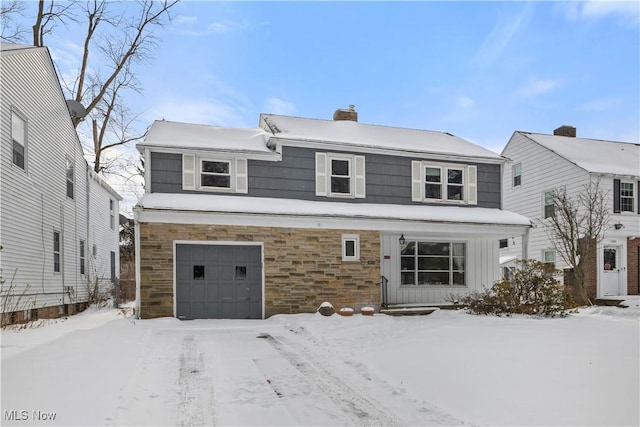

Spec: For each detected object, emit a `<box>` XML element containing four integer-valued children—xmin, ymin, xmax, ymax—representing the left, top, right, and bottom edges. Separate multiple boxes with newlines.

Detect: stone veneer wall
<box><xmin>139</xmin><ymin>223</ymin><xmax>381</xmax><ymax>319</ymax></box>
<box><xmin>627</xmin><ymin>238</ymin><xmax>640</xmax><ymax>295</ymax></box>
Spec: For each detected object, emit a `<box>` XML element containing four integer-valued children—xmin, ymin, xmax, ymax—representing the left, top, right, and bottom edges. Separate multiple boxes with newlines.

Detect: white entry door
<box><xmin>601</xmin><ymin>246</ymin><xmax>621</xmax><ymax>296</ymax></box>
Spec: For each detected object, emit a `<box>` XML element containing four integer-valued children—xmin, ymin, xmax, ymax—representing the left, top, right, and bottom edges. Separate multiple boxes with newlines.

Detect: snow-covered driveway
<box><xmin>1</xmin><ymin>301</ymin><xmax>639</xmax><ymax>426</ymax></box>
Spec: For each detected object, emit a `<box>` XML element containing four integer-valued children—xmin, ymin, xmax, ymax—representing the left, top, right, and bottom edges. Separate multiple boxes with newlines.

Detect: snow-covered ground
<box><xmin>1</xmin><ymin>298</ymin><xmax>638</xmax><ymax>427</ymax></box>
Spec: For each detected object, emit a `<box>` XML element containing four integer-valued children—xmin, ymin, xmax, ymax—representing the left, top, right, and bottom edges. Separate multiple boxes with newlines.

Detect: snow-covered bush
<box><xmin>461</xmin><ymin>260</ymin><xmax>575</xmax><ymax>317</ymax></box>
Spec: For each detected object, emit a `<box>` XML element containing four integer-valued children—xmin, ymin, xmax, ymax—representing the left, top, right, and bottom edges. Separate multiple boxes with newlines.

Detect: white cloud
<box><xmin>474</xmin><ymin>2</ymin><xmax>533</xmax><ymax>66</ymax></box>
<box><xmin>263</xmin><ymin>97</ymin><xmax>296</xmax><ymax>115</ymax></box>
<box><xmin>562</xmin><ymin>1</ymin><xmax>640</xmax><ymax>26</ymax></box>
<box><xmin>517</xmin><ymin>79</ymin><xmax>563</xmax><ymax>97</ymax></box>
<box><xmin>144</xmin><ymin>99</ymin><xmax>249</xmax><ymax>128</ymax></box>
<box><xmin>455</xmin><ymin>94</ymin><xmax>476</xmax><ymax>109</ymax></box>
<box><xmin>175</xmin><ymin>15</ymin><xmax>197</xmax><ymax>25</ymax></box>
<box><xmin>578</xmin><ymin>98</ymin><xmax>619</xmax><ymax>111</ymax></box>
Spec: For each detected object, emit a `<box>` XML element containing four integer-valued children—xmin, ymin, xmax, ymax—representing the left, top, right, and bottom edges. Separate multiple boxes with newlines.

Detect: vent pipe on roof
<box><xmin>333</xmin><ymin>105</ymin><xmax>358</xmax><ymax>122</ymax></box>
<box><xmin>553</xmin><ymin>125</ymin><xmax>576</xmax><ymax>137</ymax></box>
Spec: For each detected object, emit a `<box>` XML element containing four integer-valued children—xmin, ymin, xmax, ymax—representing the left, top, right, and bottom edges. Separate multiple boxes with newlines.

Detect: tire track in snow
<box><xmin>176</xmin><ymin>334</ymin><xmax>215</xmax><ymax>427</ymax></box>
<box><xmin>261</xmin><ymin>333</ymin><xmax>405</xmax><ymax>427</ymax></box>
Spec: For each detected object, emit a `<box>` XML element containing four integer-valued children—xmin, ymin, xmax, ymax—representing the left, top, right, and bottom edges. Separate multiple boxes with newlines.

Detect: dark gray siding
<box><xmin>149</xmin><ymin>146</ymin><xmax>501</xmax><ymax>208</ymax></box>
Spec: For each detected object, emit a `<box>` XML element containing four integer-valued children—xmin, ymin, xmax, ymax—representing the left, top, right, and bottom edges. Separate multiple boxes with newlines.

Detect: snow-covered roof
<box><xmin>261</xmin><ymin>114</ymin><xmax>504</xmax><ymax>160</ymax></box>
<box><xmin>0</xmin><ymin>42</ymin><xmax>37</xmax><ymax>52</ymax></box>
<box><xmin>137</xmin><ymin>193</ymin><xmax>531</xmax><ymax>227</ymax></box>
<box><xmin>138</xmin><ymin>120</ymin><xmax>274</xmax><ymax>154</ymax></box>
<box><xmin>519</xmin><ymin>132</ymin><xmax>640</xmax><ymax>177</ymax></box>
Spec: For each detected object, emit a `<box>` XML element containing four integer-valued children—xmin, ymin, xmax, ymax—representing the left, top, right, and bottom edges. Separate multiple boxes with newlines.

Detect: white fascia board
<box><xmin>270</xmin><ymin>137</ymin><xmax>506</xmax><ymax>165</ymax></box>
<box><xmin>136</xmin><ymin>208</ymin><xmax>530</xmax><ymax>239</ymax></box>
<box><xmin>137</xmin><ymin>145</ymin><xmax>282</xmax><ymax>162</ymax></box>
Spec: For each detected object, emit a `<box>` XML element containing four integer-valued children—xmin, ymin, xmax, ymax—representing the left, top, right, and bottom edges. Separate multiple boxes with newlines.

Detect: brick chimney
<box><xmin>333</xmin><ymin>105</ymin><xmax>358</xmax><ymax>122</ymax></box>
<box><xmin>553</xmin><ymin>125</ymin><xmax>576</xmax><ymax>137</ymax></box>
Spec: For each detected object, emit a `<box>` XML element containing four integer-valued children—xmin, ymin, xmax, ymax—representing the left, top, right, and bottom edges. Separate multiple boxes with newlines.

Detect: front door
<box><xmin>601</xmin><ymin>246</ymin><xmax>621</xmax><ymax>296</ymax></box>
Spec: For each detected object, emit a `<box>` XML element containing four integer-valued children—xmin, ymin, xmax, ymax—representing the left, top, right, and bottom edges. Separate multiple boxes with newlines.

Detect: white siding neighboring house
<box><xmin>0</xmin><ymin>43</ymin><xmax>121</xmax><ymax>324</ymax></box>
<box><xmin>501</xmin><ymin>125</ymin><xmax>640</xmax><ymax>300</ymax></box>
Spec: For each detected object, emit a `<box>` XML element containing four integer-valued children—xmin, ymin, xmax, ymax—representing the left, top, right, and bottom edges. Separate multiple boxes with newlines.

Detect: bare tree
<box><xmin>0</xmin><ymin>1</ymin><xmax>28</xmax><ymax>42</ymax></box>
<box><xmin>543</xmin><ymin>179</ymin><xmax>609</xmax><ymax>305</ymax></box>
<box><xmin>32</xmin><ymin>0</ymin><xmax>77</xmax><ymax>47</ymax></box>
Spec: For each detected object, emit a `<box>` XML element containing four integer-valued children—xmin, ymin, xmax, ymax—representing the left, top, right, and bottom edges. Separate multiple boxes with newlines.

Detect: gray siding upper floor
<box><xmin>150</xmin><ymin>146</ymin><xmax>501</xmax><ymax>208</ymax></box>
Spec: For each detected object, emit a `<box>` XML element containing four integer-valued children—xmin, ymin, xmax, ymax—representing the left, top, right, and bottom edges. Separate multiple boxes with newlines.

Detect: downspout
<box><xmin>86</xmin><ymin>164</ymin><xmax>91</xmax><ymax>302</ymax></box>
<box><xmin>134</xmin><ymin>208</ymin><xmax>141</xmax><ymax>319</ymax></box>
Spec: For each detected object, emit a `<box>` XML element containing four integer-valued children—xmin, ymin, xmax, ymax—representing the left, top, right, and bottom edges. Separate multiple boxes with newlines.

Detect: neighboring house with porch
<box><xmin>500</xmin><ymin>125</ymin><xmax>640</xmax><ymax>301</ymax></box>
<box><xmin>134</xmin><ymin>106</ymin><xmax>531</xmax><ymax>319</ymax></box>
<box><xmin>0</xmin><ymin>43</ymin><xmax>121</xmax><ymax>324</ymax></box>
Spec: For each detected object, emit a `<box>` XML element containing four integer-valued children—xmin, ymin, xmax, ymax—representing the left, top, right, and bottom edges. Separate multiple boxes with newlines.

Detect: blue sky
<box><xmin>142</xmin><ymin>0</ymin><xmax>639</xmax><ymax>153</ymax></box>
<box><xmin>8</xmin><ymin>1</ymin><xmax>640</xmax><ymax>208</ymax></box>
<box><xmin>38</xmin><ymin>0</ymin><xmax>639</xmax><ymax>153</ymax></box>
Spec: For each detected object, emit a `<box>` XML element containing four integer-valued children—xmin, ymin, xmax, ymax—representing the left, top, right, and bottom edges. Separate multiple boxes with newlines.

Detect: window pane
<box><xmin>12</xmin><ymin>141</ymin><xmax>24</xmax><ymax>169</ymax></box>
<box><xmin>201</xmin><ymin>174</ymin><xmax>231</xmax><ymax>188</ymax></box>
<box><xmin>235</xmin><ymin>266</ymin><xmax>247</xmax><ymax>280</ymax></box>
<box><xmin>331</xmin><ymin>159</ymin><xmax>350</xmax><ymax>176</ymax></box>
<box><xmin>544</xmin><ymin>251</ymin><xmax>555</xmax><ymax>263</ymax></box>
<box><xmin>447</xmin><ymin>185</ymin><xmax>463</xmax><ymax>200</ymax></box>
<box><xmin>603</xmin><ymin>249</ymin><xmax>616</xmax><ymax>270</ymax></box>
<box><xmin>419</xmin><ymin>242</ymin><xmax>449</xmax><ymax>255</ymax></box>
<box><xmin>54</xmin><ymin>253</ymin><xmax>60</xmax><ymax>273</ymax></box>
<box><xmin>53</xmin><ymin>232</ymin><xmax>60</xmax><ymax>251</ymax></box>
<box><xmin>401</xmin><ymin>256</ymin><xmax>415</xmax><ymax>271</ymax></box>
<box><xmin>331</xmin><ymin>177</ymin><xmax>350</xmax><ymax>193</ymax></box>
<box><xmin>621</xmin><ymin>182</ymin><xmax>633</xmax><ymax>196</ymax></box>
<box><xmin>451</xmin><ymin>243</ymin><xmax>465</xmax><ymax>256</ymax></box>
<box><xmin>202</xmin><ymin>161</ymin><xmax>229</xmax><ymax>174</ymax></box>
<box><xmin>418</xmin><ymin>256</ymin><xmax>449</xmax><ymax>270</ymax></box>
<box><xmin>67</xmin><ymin>181</ymin><xmax>74</xmax><ymax>199</ymax></box>
<box><xmin>425</xmin><ymin>167</ymin><xmax>441</xmax><ymax>182</ymax></box>
<box><xmin>400</xmin><ymin>241</ymin><xmax>415</xmax><ymax>256</ymax></box>
<box><xmin>425</xmin><ymin>183</ymin><xmax>441</xmax><ymax>199</ymax></box>
<box><xmin>453</xmin><ymin>272</ymin><xmax>465</xmax><ymax>285</ymax></box>
<box><xmin>345</xmin><ymin>240</ymin><xmax>355</xmax><ymax>257</ymax></box>
<box><xmin>448</xmin><ymin>169</ymin><xmax>463</xmax><ymax>184</ymax></box>
<box><xmin>401</xmin><ymin>272</ymin><xmax>415</xmax><ymax>285</ymax></box>
<box><xmin>422</xmin><ymin>272</ymin><xmax>449</xmax><ymax>285</ymax></box>
<box><xmin>453</xmin><ymin>256</ymin><xmax>465</xmax><ymax>271</ymax></box>
<box><xmin>193</xmin><ymin>265</ymin><xmax>205</xmax><ymax>280</ymax></box>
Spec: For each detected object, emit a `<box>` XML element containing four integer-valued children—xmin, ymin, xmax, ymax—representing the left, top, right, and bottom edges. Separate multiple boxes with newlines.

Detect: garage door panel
<box><xmin>176</xmin><ymin>244</ymin><xmax>262</xmax><ymax>320</ymax></box>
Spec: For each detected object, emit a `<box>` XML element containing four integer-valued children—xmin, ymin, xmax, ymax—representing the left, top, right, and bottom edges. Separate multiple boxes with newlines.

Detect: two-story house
<box><xmin>134</xmin><ymin>107</ymin><xmax>531</xmax><ymax>319</ymax></box>
<box><xmin>501</xmin><ymin>125</ymin><xmax>640</xmax><ymax>301</ymax></box>
<box><xmin>0</xmin><ymin>43</ymin><xmax>121</xmax><ymax>324</ymax></box>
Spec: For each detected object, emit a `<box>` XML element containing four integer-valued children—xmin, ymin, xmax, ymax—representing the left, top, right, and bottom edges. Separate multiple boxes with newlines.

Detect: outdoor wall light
<box><xmin>614</xmin><ymin>223</ymin><xmax>624</xmax><ymax>230</ymax></box>
<box><xmin>399</xmin><ymin>234</ymin><xmax>406</xmax><ymax>245</ymax></box>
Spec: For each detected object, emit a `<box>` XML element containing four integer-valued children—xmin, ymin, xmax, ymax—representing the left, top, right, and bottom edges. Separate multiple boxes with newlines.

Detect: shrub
<box><xmin>460</xmin><ymin>259</ymin><xmax>575</xmax><ymax>317</ymax></box>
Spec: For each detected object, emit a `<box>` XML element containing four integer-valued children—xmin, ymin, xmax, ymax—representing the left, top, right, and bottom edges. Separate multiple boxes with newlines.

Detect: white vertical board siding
<box><xmin>380</xmin><ymin>234</ymin><xmax>501</xmax><ymax>304</ymax></box>
<box><xmin>501</xmin><ymin>133</ymin><xmax>591</xmax><ymax>269</ymax></box>
<box><xmin>88</xmin><ymin>172</ymin><xmax>120</xmax><ymax>296</ymax></box>
<box><xmin>0</xmin><ymin>46</ymin><xmax>120</xmax><ymax>311</ymax></box>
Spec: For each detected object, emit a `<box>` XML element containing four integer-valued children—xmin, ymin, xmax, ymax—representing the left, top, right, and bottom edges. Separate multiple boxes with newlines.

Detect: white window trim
<box><xmin>543</xmin><ymin>190</ymin><xmax>555</xmax><ymax>219</ymax></box>
<box><xmin>109</xmin><ymin>199</ymin><xmax>115</xmax><ymax>231</ymax></box>
<box><xmin>53</xmin><ymin>231</ymin><xmax>61</xmax><ymax>274</ymax></box>
<box><xmin>513</xmin><ymin>163</ymin><xmax>522</xmax><ymax>188</ymax></box>
<box><xmin>66</xmin><ymin>156</ymin><xmax>75</xmax><ymax>200</ymax></box>
<box><xmin>619</xmin><ymin>180</ymin><xmax>635</xmax><ymax>214</ymax></box>
<box><xmin>411</xmin><ymin>161</ymin><xmax>476</xmax><ymax>205</ymax></box>
<box><xmin>399</xmin><ymin>239</ymin><xmax>467</xmax><ymax>287</ymax></box>
<box><xmin>11</xmin><ymin>108</ymin><xmax>27</xmax><ymax>171</ymax></box>
<box><xmin>342</xmin><ymin>234</ymin><xmax>360</xmax><ymax>261</ymax></box>
<box><xmin>316</xmin><ymin>152</ymin><xmax>365</xmax><ymax>199</ymax></box>
<box><xmin>80</xmin><ymin>240</ymin><xmax>86</xmax><ymax>276</ymax></box>
<box><xmin>182</xmin><ymin>154</ymin><xmax>248</xmax><ymax>194</ymax></box>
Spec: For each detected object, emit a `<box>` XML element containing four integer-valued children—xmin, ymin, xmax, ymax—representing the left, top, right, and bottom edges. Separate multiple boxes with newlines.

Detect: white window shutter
<box><xmin>354</xmin><ymin>155</ymin><xmax>366</xmax><ymax>198</ymax></box>
<box><xmin>315</xmin><ymin>152</ymin><xmax>327</xmax><ymax>196</ymax></box>
<box><xmin>411</xmin><ymin>161</ymin><xmax>423</xmax><ymax>202</ymax></box>
<box><xmin>235</xmin><ymin>158</ymin><xmax>248</xmax><ymax>193</ymax></box>
<box><xmin>467</xmin><ymin>165</ymin><xmax>477</xmax><ymax>205</ymax></box>
<box><xmin>182</xmin><ymin>154</ymin><xmax>196</xmax><ymax>190</ymax></box>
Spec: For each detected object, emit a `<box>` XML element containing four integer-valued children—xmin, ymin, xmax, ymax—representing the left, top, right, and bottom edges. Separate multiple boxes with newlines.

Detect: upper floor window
<box><xmin>614</xmin><ymin>179</ymin><xmax>637</xmax><ymax>213</ymax></box>
<box><xmin>315</xmin><ymin>152</ymin><xmax>365</xmax><ymax>199</ymax></box>
<box><xmin>110</xmin><ymin>199</ymin><xmax>115</xmax><ymax>230</ymax></box>
<box><xmin>513</xmin><ymin>163</ymin><xmax>522</xmax><ymax>187</ymax></box>
<box><xmin>620</xmin><ymin>182</ymin><xmax>634</xmax><ymax>212</ymax></box>
<box><xmin>544</xmin><ymin>191</ymin><xmax>555</xmax><ymax>218</ymax></box>
<box><xmin>66</xmin><ymin>157</ymin><xmax>75</xmax><ymax>199</ymax></box>
<box><xmin>499</xmin><ymin>239</ymin><xmax>508</xmax><ymax>249</ymax></box>
<box><xmin>182</xmin><ymin>154</ymin><xmax>248</xmax><ymax>194</ymax></box>
<box><xmin>412</xmin><ymin>161</ymin><xmax>477</xmax><ymax>205</ymax></box>
<box><xmin>11</xmin><ymin>110</ymin><xmax>26</xmax><ymax>170</ymax></box>
<box><xmin>53</xmin><ymin>231</ymin><xmax>61</xmax><ymax>273</ymax></box>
